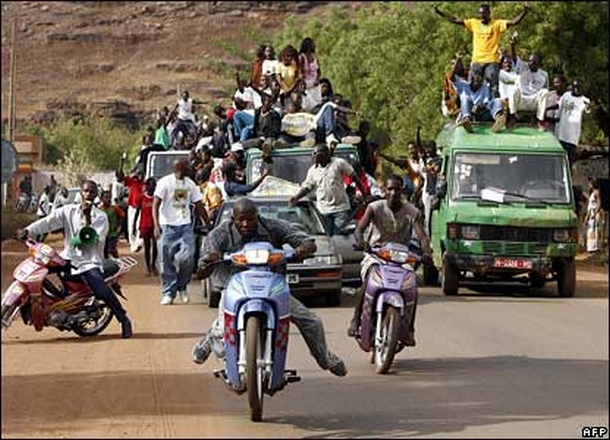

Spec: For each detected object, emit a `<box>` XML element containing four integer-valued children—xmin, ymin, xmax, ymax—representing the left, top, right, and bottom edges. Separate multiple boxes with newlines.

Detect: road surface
<box><xmin>2</xmin><ymin>238</ymin><xmax>608</xmax><ymax>438</ymax></box>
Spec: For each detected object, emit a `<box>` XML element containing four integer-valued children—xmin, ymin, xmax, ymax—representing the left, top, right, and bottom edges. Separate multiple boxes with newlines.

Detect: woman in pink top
<box><xmin>298</xmin><ymin>37</ymin><xmax>321</xmax><ymax>89</ymax></box>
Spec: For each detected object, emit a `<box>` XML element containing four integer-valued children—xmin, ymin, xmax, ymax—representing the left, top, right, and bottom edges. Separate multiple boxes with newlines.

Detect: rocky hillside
<box><xmin>1</xmin><ymin>1</ymin><xmax>362</xmax><ymax>130</ymax></box>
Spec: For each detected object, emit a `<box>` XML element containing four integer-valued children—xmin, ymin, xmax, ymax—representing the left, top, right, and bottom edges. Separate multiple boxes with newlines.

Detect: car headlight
<box><xmin>553</xmin><ymin>228</ymin><xmax>577</xmax><ymax>243</ymax></box>
<box><xmin>461</xmin><ymin>225</ymin><xmax>480</xmax><ymax>240</ymax></box>
<box><xmin>303</xmin><ymin>255</ymin><xmax>340</xmax><ymax>266</ymax></box>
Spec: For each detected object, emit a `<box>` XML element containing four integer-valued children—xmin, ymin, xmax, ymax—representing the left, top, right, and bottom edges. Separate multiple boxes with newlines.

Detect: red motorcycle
<box><xmin>1</xmin><ymin>238</ymin><xmax>137</xmax><ymax>337</ymax></box>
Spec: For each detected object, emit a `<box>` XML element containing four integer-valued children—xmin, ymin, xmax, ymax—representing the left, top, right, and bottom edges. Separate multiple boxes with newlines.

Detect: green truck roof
<box><xmin>436</xmin><ymin>123</ymin><xmax>565</xmax><ymax>153</ymax></box>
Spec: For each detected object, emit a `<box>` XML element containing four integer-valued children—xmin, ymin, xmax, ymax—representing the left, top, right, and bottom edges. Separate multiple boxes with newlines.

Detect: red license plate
<box><xmin>493</xmin><ymin>258</ymin><xmax>533</xmax><ymax>269</ymax></box>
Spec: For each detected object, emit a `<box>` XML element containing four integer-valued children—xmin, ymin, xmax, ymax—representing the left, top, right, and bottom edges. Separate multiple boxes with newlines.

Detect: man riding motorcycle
<box><xmin>192</xmin><ymin>197</ymin><xmax>347</xmax><ymax>377</ymax></box>
<box><xmin>15</xmin><ymin>180</ymin><xmax>133</xmax><ymax>339</ymax></box>
<box><xmin>347</xmin><ymin>174</ymin><xmax>432</xmax><ymax>345</ymax></box>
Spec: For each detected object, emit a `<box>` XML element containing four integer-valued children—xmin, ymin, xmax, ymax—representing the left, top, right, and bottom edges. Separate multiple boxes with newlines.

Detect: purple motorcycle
<box><xmin>356</xmin><ymin>242</ymin><xmax>420</xmax><ymax>374</ymax></box>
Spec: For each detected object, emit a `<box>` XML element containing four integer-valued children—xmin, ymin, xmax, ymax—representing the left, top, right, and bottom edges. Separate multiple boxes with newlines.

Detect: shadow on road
<box><xmin>266</xmin><ymin>355</ymin><xmax>608</xmax><ymax>438</ymax></box>
<box><xmin>2</xmin><ymin>356</ymin><xmax>607</xmax><ymax>437</ymax></box>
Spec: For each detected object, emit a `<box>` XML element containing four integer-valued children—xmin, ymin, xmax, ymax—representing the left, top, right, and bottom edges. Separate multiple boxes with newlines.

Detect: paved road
<box><xmin>1</xmin><ymin>242</ymin><xmax>608</xmax><ymax>438</ymax></box>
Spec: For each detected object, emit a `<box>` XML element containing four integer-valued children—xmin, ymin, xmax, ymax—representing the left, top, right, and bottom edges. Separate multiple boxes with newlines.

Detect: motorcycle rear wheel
<box><xmin>374</xmin><ymin>306</ymin><xmax>400</xmax><ymax>374</ymax></box>
<box><xmin>246</xmin><ymin>315</ymin><xmax>264</xmax><ymax>422</ymax></box>
<box><xmin>72</xmin><ymin>301</ymin><xmax>114</xmax><ymax>337</ymax></box>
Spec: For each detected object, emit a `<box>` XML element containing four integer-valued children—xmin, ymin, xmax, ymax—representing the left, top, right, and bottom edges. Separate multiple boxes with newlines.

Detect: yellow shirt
<box><xmin>464</xmin><ymin>18</ymin><xmax>508</xmax><ymax>64</ymax></box>
<box><xmin>276</xmin><ymin>60</ymin><xmax>299</xmax><ymax>92</ymax></box>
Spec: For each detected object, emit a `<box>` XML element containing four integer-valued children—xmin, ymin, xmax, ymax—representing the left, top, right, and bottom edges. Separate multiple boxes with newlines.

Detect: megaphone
<box><xmin>70</xmin><ymin>226</ymin><xmax>99</xmax><ymax>248</ymax></box>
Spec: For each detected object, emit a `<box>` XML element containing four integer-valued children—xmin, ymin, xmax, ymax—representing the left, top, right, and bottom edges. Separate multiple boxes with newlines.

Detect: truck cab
<box><xmin>429</xmin><ymin>123</ymin><xmax>578</xmax><ymax>297</ymax></box>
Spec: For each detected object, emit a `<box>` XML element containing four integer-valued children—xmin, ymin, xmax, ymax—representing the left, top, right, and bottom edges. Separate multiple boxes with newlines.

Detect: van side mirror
<box><xmin>436</xmin><ymin>179</ymin><xmax>447</xmax><ymax>199</ymax></box>
<box><xmin>432</xmin><ymin>179</ymin><xmax>447</xmax><ymax>211</ymax></box>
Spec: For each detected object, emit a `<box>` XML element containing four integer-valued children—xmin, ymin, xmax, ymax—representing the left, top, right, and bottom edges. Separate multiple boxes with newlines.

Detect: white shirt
<box><xmin>154</xmin><ymin>174</ymin><xmax>203</xmax><ymax>226</ymax></box>
<box><xmin>52</xmin><ymin>192</ymin><xmax>70</xmax><ymax>211</ymax></box>
<box><xmin>234</xmin><ymin>86</ymin><xmax>262</xmax><ymax>109</ymax></box>
<box><xmin>262</xmin><ymin>59</ymin><xmax>278</xmax><ymax>77</ymax></box>
<box><xmin>498</xmin><ymin>69</ymin><xmax>520</xmax><ymax>101</ymax></box>
<box><xmin>515</xmin><ymin>57</ymin><xmax>549</xmax><ymax>96</ymax></box>
<box><xmin>555</xmin><ymin>92</ymin><xmax>590</xmax><ymax>146</ymax></box>
<box><xmin>26</xmin><ymin>204</ymin><xmax>109</xmax><ymax>275</ymax></box>
<box><xmin>37</xmin><ymin>192</ymin><xmax>50</xmax><ymax>217</ymax></box>
<box><xmin>300</xmin><ymin>157</ymin><xmax>354</xmax><ymax>214</ymax></box>
<box><xmin>177</xmin><ymin>98</ymin><xmax>195</xmax><ymax>122</ymax></box>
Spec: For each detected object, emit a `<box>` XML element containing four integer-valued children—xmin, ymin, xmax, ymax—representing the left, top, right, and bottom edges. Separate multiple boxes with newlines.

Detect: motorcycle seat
<box><xmin>102</xmin><ymin>260</ymin><xmax>121</xmax><ymax>279</ymax></box>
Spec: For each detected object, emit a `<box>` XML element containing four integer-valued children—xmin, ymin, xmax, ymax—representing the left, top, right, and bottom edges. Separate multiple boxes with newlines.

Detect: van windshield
<box><xmin>249</xmin><ymin>148</ymin><xmax>361</xmax><ymax>183</ymax></box>
<box><xmin>451</xmin><ymin>153</ymin><xmax>571</xmax><ymax>203</ymax></box>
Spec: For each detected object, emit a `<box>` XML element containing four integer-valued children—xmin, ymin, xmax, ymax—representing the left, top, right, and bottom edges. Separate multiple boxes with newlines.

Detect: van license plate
<box><xmin>493</xmin><ymin>258</ymin><xmax>533</xmax><ymax>269</ymax></box>
<box><xmin>287</xmin><ymin>274</ymin><xmax>300</xmax><ymax>284</ymax></box>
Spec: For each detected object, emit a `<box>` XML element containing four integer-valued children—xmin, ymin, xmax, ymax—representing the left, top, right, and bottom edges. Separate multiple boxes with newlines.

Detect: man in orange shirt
<box><xmin>434</xmin><ymin>3</ymin><xmax>531</xmax><ymax>98</ymax></box>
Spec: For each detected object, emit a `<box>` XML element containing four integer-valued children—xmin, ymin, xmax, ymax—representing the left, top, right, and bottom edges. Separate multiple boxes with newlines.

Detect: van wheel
<box><xmin>423</xmin><ymin>264</ymin><xmax>439</xmax><ymax>286</ymax></box>
<box><xmin>442</xmin><ymin>256</ymin><xmax>459</xmax><ymax>296</ymax></box>
<box><xmin>556</xmin><ymin>258</ymin><xmax>576</xmax><ymax>298</ymax></box>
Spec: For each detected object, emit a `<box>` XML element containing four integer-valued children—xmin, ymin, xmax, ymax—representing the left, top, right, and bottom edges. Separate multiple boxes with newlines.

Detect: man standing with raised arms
<box><xmin>434</xmin><ymin>3</ymin><xmax>531</xmax><ymax>98</ymax></box>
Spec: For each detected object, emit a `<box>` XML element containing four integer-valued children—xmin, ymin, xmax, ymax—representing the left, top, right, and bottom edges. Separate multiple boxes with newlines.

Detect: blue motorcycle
<box><xmin>212</xmin><ymin>242</ymin><xmax>300</xmax><ymax>422</ymax></box>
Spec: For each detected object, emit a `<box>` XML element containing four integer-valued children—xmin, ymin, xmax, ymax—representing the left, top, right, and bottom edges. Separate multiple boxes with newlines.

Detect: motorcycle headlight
<box><xmin>461</xmin><ymin>225</ymin><xmax>480</xmax><ymax>240</ymax></box>
<box><xmin>389</xmin><ymin>250</ymin><xmax>409</xmax><ymax>264</ymax></box>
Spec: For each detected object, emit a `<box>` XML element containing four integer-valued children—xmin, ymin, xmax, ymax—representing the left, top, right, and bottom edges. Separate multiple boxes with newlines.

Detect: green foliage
<box><xmin>274</xmin><ymin>2</ymin><xmax>609</xmax><ymax>154</ymax></box>
<box><xmin>26</xmin><ymin>117</ymin><xmax>140</xmax><ymax>177</ymax></box>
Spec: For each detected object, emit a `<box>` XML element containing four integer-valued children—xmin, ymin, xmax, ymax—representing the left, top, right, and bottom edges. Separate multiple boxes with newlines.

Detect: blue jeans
<box><xmin>460</xmin><ymin>95</ymin><xmax>504</xmax><ymax>121</ymax></box>
<box><xmin>233</xmin><ymin>111</ymin><xmax>254</xmax><ymax>142</ymax></box>
<box><xmin>317</xmin><ymin>104</ymin><xmax>348</xmax><ymax>140</ymax></box>
<box><xmin>470</xmin><ymin>62</ymin><xmax>500</xmax><ymax>98</ymax></box>
<box><xmin>80</xmin><ymin>267</ymin><xmax>127</xmax><ymax>322</ymax></box>
<box><xmin>158</xmin><ymin>224</ymin><xmax>195</xmax><ymax>298</ymax></box>
<box><xmin>321</xmin><ymin>210</ymin><xmax>351</xmax><ymax>236</ymax></box>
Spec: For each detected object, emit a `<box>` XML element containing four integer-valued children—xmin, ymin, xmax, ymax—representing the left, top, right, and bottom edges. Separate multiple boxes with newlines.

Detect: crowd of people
<box><xmin>12</xmin><ymin>4</ymin><xmax>605</xmax><ymax>376</ymax></box>
<box><xmin>437</xmin><ymin>3</ymin><xmax>591</xmax><ymax>168</ymax></box>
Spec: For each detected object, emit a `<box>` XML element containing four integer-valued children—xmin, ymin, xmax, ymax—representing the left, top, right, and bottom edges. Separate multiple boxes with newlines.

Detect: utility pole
<box><xmin>8</xmin><ymin>19</ymin><xmax>17</xmax><ymax>142</ymax></box>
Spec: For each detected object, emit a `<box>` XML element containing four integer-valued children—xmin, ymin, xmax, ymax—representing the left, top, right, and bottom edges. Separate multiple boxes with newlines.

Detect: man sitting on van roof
<box><xmin>450</xmin><ymin>52</ymin><xmax>508</xmax><ymax>133</ymax></box>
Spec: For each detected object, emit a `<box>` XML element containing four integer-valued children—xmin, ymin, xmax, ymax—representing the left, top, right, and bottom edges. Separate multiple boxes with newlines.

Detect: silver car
<box><xmin>201</xmin><ymin>196</ymin><xmax>343</xmax><ymax>307</ymax></box>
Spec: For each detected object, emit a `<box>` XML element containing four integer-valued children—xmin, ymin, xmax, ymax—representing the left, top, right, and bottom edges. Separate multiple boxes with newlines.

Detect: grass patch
<box><xmin>2</xmin><ymin>209</ymin><xmax>37</xmax><ymax>241</ymax></box>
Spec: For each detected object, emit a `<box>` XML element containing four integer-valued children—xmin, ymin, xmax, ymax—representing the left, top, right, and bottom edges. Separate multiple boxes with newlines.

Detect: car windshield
<box><xmin>250</xmin><ymin>149</ymin><xmax>361</xmax><ymax>184</ymax></box>
<box><xmin>451</xmin><ymin>153</ymin><xmax>571</xmax><ymax>203</ymax></box>
<box><xmin>218</xmin><ymin>201</ymin><xmax>327</xmax><ymax>235</ymax></box>
<box><xmin>147</xmin><ymin>152</ymin><xmax>188</xmax><ymax>180</ymax></box>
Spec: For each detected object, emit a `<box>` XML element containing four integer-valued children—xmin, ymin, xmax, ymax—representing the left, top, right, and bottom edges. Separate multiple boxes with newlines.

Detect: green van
<box><xmin>428</xmin><ymin>123</ymin><xmax>578</xmax><ymax>297</ymax></box>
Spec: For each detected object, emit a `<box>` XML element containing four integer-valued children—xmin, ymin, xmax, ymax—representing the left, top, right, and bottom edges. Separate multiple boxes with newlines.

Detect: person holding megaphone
<box><xmin>15</xmin><ymin>180</ymin><xmax>133</xmax><ymax>339</ymax></box>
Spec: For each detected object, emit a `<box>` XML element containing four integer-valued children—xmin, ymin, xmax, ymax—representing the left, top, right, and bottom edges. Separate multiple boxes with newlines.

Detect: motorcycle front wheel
<box><xmin>246</xmin><ymin>315</ymin><xmax>264</xmax><ymax>422</ymax></box>
<box><xmin>72</xmin><ymin>300</ymin><xmax>114</xmax><ymax>337</ymax></box>
<box><xmin>374</xmin><ymin>306</ymin><xmax>400</xmax><ymax>374</ymax></box>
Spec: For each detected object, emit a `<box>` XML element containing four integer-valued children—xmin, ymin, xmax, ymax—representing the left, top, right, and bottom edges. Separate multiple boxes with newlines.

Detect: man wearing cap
<box><xmin>15</xmin><ymin>180</ymin><xmax>133</xmax><ymax>339</ymax></box>
<box><xmin>290</xmin><ymin>144</ymin><xmax>367</xmax><ymax>236</ymax></box>
<box><xmin>434</xmin><ymin>3</ymin><xmax>531</xmax><ymax>98</ymax></box>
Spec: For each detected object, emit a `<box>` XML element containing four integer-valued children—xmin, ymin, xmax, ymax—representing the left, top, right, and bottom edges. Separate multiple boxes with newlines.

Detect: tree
<box><xmin>26</xmin><ymin>116</ymin><xmax>141</xmax><ymax>173</ymax></box>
